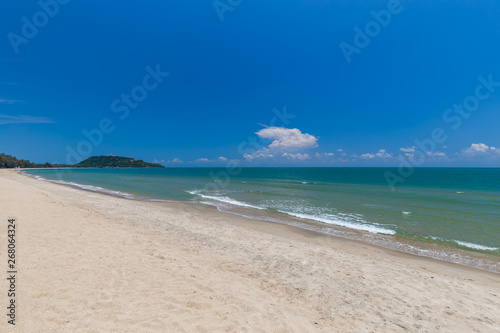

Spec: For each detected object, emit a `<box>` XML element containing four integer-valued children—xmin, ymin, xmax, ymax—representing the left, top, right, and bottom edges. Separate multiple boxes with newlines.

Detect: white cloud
<box><xmin>243</xmin><ymin>148</ymin><xmax>275</xmax><ymax>161</ymax></box>
<box><xmin>426</xmin><ymin>151</ymin><xmax>447</xmax><ymax>158</ymax></box>
<box><xmin>462</xmin><ymin>143</ymin><xmax>497</xmax><ymax>155</ymax></box>
<box><xmin>0</xmin><ymin>99</ymin><xmax>23</xmax><ymax>104</ymax></box>
<box><xmin>337</xmin><ymin>149</ymin><xmax>343</xmax><ymax>152</ymax></box>
<box><xmin>460</xmin><ymin>143</ymin><xmax>500</xmax><ymax>160</ymax></box>
<box><xmin>167</xmin><ymin>157</ymin><xmax>183</xmax><ymax>163</ymax></box>
<box><xmin>315</xmin><ymin>152</ymin><xmax>334</xmax><ymax>158</ymax></box>
<box><xmin>0</xmin><ymin>114</ymin><xmax>54</xmax><ymax>124</ymax></box>
<box><xmin>244</xmin><ymin>127</ymin><xmax>318</xmax><ymax>162</ymax></box>
<box><xmin>256</xmin><ymin>127</ymin><xmax>318</xmax><ymax>151</ymax></box>
<box><xmin>360</xmin><ymin>149</ymin><xmax>393</xmax><ymax>159</ymax></box>
<box><xmin>376</xmin><ymin>149</ymin><xmax>393</xmax><ymax>158</ymax></box>
<box><xmin>400</xmin><ymin>146</ymin><xmax>416</xmax><ymax>153</ymax></box>
<box><xmin>282</xmin><ymin>153</ymin><xmax>311</xmax><ymax>160</ymax></box>
<box><xmin>191</xmin><ymin>156</ymin><xmax>236</xmax><ymax>163</ymax></box>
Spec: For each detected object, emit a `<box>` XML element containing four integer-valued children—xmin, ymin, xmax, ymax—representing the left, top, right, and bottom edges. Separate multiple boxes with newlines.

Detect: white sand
<box><xmin>0</xmin><ymin>170</ymin><xmax>499</xmax><ymax>332</ymax></box>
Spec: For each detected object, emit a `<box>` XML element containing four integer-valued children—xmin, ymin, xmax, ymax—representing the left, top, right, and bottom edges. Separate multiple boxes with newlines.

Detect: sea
<box><xmin>23</xmin><ymin>167</ymin><xmax>500</xmax><ymax>273</ymax></box>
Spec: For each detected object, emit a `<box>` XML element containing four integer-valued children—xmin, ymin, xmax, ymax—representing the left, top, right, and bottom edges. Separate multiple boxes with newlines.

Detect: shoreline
<box><xmin>20</xmin><ymin>168</ymin><xmax>500</xmax><ymax>274</ymax></box>
<box><xmin>2</xmin><ymin>169</ymin><xmax>500</xmax><ymax>331</ymax></box>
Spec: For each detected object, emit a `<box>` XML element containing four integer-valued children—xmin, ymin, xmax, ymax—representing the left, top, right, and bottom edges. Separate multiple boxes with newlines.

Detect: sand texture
<box><xmin>0</xmin><ymin>170</ymin><xmax>499</xmax><ymax>332</ymax></box>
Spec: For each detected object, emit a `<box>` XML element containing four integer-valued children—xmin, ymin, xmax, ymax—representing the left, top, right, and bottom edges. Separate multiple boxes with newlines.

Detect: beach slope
<box><xmin>0</xmin><ymin>170</ymin><xmax>499</xmax><ymax>332</ymax></box>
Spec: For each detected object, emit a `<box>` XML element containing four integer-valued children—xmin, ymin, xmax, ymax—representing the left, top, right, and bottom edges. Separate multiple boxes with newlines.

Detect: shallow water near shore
<box><xmin>23</xmin><ymin>167</ymin><xmax>500</xmax><ymax>272</ymax></box>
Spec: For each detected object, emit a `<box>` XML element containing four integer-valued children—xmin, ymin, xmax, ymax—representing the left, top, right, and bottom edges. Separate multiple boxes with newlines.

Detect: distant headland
<box><xmin>0</xmin><ymin>153</ymin><xmax>164</xmax><ymax>169</ymax></box>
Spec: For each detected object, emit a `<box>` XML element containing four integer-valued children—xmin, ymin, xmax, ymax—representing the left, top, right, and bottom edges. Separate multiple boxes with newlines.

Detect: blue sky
<box><xmin>1</xmin><ymin>0</ymin><xmax>500</xmax><ymax>166</ymax></box>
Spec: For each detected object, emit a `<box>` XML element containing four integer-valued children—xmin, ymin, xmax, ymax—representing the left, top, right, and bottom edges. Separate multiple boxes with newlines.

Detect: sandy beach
<box><xmin>0</xmin><ymin>169</ymin><xmax>499</xmax><ymax>332</ymax></box>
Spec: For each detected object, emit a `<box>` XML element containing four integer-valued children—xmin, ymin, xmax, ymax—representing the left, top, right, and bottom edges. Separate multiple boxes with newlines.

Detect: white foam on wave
<box><xmin>71</xmin><ymin>183</ymin><xmax>139</xmax><ymax>199</ymax></box>
<box><xmin>429</xmin><ymin>235</ymin><xmax>498</xmax><ymax>252</ymax></box>
<box><xmin>23</xmin><ymin>172</ymin><xmax>151</xmax><ymax>201</ymax></box>
<box><xmin>402</xmin><ymin>211</ymin><xmax>412</xmax><ymax>215</ymax></box>
<box><xmin>456</xmin><ymin>191</ymin><xmax>464</xmax><ymax>194</ymax></box>
<box><xmin>187</xmin><ymin>190</ymin><xmax>395</xmax><ymax>235</ymax></box>
<box><xmin>185</xmin><ymin>190</ymin><xmax>499</xmax><ymax>272</ymax></box>
<box><xmin>188</xmin><ymin>192</ymin><xmax>266</xmax><ymax>210</ymax></box>
<box><xmin>454</xmin><ymin>240</ymin><xmax>499</xmax><ymax>252</ymax></box>
<box><xmin>280</xmin><ymin>211</ymin><xmax>396</xmax><ymax>235</ymax></box>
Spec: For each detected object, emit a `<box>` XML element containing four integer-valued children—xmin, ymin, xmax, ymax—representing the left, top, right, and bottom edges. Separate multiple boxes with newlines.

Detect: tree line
<box><xmin>0</xmin><ymin>153</ymin><xmax>164</xmax><ymax>169</ymax></box>
<box><xmin>0</xmin><ymin>153</ymin><xmax>68</xmax><ymax>168</ymax></box>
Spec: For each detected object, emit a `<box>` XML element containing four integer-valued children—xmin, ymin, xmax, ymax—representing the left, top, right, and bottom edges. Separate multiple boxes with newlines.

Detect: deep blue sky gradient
<box><xmin>1</xmin><ymin>0</ymin><xmax>499</xmax><ymax>166</ymax></box>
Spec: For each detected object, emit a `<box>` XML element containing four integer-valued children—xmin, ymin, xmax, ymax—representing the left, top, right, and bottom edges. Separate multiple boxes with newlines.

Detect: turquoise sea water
<box><xmin>24</xmin><ymin>167</ymin><xmax>500</xmax><ymax>272</ymax></box>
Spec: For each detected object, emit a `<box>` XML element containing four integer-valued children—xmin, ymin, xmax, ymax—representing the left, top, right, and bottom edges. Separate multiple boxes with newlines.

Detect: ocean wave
<box><xmin>23</xmin><ymin>172</ymin><xmax>157</xmax><ymax>201</ymax></box>
<box><xmin>279</xmin><ymin>211</ymin><xmax>396</xmax><ymax>235</ymax></box>
<box><xmin>454</xmin><ymin>240</ymin><xmax>499</xmax><ymax>252</ymax></box>
<box><xmin>186</xmin><ymin>190</ymin><xmax>201</xmax><ymax>195</ymax></box>
<box><xmin>188</xmin><ymin>192</ymin><xmax>266</xmax><ymax>210</ymax></box>
<box><xmin>427</xmin><ymin>235</ymin><xmax>499</xmax><ymax>252</ymax></box>
<box><xmin>187</xmin><ymin>190</ymin><xmax>395</xmax><ymax>235</ymax></box>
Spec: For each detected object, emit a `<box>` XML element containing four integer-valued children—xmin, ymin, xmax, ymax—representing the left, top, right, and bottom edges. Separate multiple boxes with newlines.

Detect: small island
<box><xmin>0</xmin><ymin>153</ymin><xmax>164</xmax><ymax>169</ymax></box>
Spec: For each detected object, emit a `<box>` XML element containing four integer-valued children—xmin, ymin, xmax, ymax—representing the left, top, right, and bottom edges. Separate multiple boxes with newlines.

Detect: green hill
<box><xmin>0</xmin><ymin>153</ymin><xmax>164</xmax><ymax>169</ymax></box>
<box><xmin>74</xmin><ymin>155</ymin><xmax>164</xmax><ymax>168</ymax></box>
